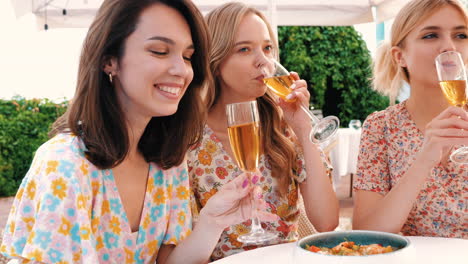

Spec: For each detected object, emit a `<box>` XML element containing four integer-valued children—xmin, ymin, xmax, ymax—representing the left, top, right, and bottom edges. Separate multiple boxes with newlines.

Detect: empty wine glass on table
<box><xmin>262</xmin><ymin>59</ymin><xmax>340</xmax><ymax>143</ymax></box>
<box><xmin>226</xmin><ymin>100</ymin><xmax>277</xmax><ymax>244</ymax></box>
<box><xmin>349</xmin><ymin>119</ymin><xmax>362</xmax><ymax>130</ymax></box>
<box><xmin>435</xmin><ymin>50</ymin><xmax>468</xmax><ymax>163</ymax></box>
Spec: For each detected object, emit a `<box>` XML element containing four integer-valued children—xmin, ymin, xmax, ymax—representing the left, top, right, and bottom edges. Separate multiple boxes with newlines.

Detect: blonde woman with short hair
<box><xmin>354</xmin><ymin>0</ymin><xmax>468</xmax><ymax>238</ymax></box>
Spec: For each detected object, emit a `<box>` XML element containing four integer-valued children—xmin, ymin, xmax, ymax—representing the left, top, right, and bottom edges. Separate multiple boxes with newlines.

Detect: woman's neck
<box><xmin>405</xmin><ymin>82</ymin><xmax>449</xmax><ymax>132</ymax></box>
<box><xmin>207</xmin><ymin>100</ymin><xmax>228</xmax><ymax>133</ymax></box>
<box><xmin>126</xmin><ymin>116</ymin><xmax>151</xmax><ymax>159</ymax></box>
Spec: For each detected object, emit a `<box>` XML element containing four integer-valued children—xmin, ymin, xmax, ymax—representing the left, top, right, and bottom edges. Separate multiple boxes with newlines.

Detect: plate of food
<box><xmin>294</xmin><ymin>230</ymin><xmax>413</xmax><ymax>264</ymax></box>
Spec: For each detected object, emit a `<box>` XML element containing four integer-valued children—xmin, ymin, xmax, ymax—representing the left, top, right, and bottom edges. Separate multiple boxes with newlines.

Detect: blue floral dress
<box><xmin>1</xmin><ymin>133</ymin><xmax>192</xmax><ymax>263</ymax></box>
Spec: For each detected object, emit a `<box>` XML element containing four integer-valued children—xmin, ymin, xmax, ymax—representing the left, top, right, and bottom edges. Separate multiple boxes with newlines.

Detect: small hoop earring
<box><xmin>108</xmin><ymin>73</ymin><xmax>113</xmax><ymax>83</ymax></box>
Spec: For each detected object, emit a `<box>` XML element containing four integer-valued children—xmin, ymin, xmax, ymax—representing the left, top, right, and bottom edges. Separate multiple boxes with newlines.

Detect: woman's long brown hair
<box><xmin>205</xmin><ymin>2</ymin><xmax>300</xmax><ymax>197</ymax></box>
<box><xmin>50</xmin><ymin>0</ymin><xmax>211</xmax><ymax>169</ymax></box>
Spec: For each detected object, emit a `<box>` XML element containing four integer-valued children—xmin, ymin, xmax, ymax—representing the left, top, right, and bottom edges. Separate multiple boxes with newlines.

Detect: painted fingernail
<box><xmin>286</xmin><ymin>93</ymin><xmax>294</xmax><ymax>100</ymax></box>
<box><xmin>290</xmin><ymin>83</ymin><xmax>296</xmax><ymax>90</ymax></box>
<box><xmin>242</xmin><ymin>178</ymin><xmax>249</xmax><ymax>188</ymax></box>
<box><xmin>251</xmin><ymin>175</ymin><xmax>259</xmax><ymax>184</ymax></box>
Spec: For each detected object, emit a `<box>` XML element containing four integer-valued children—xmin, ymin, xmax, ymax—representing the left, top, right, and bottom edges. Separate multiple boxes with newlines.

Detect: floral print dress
<box><xmin>187</xmin><ymin>125</ymin><xmax>315</xmax><ymax>261</ymax></box>
<box><xmin>0</xmin><ymin>133</ymin><xmax>192</xmax><ymax>263</ymax></box>
<box><xmin>354</xmin><ymin>101</ymin><xmax>467</xmax><ymax>238</ymax></box>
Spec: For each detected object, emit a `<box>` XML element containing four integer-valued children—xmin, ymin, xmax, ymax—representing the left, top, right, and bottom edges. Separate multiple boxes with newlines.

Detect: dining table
<box><xmin>211</xmin><ymin>236</ymin><xmax>468</xmax><ymax>264</ymax></box>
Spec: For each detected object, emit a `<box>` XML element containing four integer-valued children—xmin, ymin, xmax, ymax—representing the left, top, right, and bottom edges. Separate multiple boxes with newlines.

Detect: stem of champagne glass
<box><xmin>298</xmin><ymin>104</ymin><xmax>334</xmax><ymax>169</ymax></box>
<box><xmin>247</xmin><ymin>172</ymin><xmax>264</xmax><ymax>234</ymax></box>
<box><xmin>299</xmin><ymin>104</ymin><xmax>320</xmax><ymax>126</ymax></box>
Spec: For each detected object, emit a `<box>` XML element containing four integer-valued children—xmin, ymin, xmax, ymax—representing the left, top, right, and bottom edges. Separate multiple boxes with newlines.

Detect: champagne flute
<box><xmin>435</xmin><ymin>51</ymin><xmax>468</xmax><ymax>163</ymax></box>
<box><xmin>262</xmin><ymin>59</ymin><xmax>340</xmax><ymax>143</ymax></box>
<box><xmin>226</xmin><ymin>100</ymin><xmax>277</xmax><ymax>244</ymax></box>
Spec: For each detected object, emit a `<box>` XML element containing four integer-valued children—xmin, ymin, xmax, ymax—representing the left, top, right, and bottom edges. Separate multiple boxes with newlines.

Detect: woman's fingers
<box><xmin>433</xmin><ymin>106</ymin><xmax>468</xmax><ymax>122</ymax></box>
<box><xmin>428</xmin><ymin>116</ymin><xmax>468</xmax><ymax>130</ymax></box>
<box><xmin>222</xmin><ymin>172</ymin><xmax>249</xmax><ymax>191</ymax></box>
<box><xmin>210</xmin><ymin>174</ymin><xmax>253</xmax><ymax>211</ymax></box>
<box><xmin>426</xmin><ymin>135</ymin><xmax>468</xmax><ymax>147</ymax></box>
<box><xmin>293</xmin><ymin>90</ymin><xmax>310</xmax><ymax>104</ymax></box>
<box><xmin>289</xmin><ymin>71</ymin><xmax>300</xmax><ymax>81</ymax></box>
<box><xmin>286</xmin><ymin>81</ymin><xmax>309</xmax><ymax>104</ymax></box>
<box><xmin>427</xmin><ymin>127</ymin><xmax>468</xmax><ymax>138</ymax></box>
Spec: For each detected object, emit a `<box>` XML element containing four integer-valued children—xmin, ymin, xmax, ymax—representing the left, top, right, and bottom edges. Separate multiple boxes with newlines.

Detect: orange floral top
<box><xmin>187</xmin><ymin>125</ymin><xmax>329</xmax><ymax>261</ymax></box>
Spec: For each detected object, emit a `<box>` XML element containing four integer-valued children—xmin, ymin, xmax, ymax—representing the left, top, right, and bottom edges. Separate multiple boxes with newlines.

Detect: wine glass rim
<box><xmin>260</xmin><ymin>58</ymin><xmax>289</xmax><ymax>78</ymax></box>
<box><xmin>436</xmin><ymin>50</ymin><xmax>463</xmax><ymax>59</ymax></box>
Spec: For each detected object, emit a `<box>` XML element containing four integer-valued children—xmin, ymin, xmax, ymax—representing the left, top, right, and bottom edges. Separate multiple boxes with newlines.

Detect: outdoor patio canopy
<box><xmin>11</xmin><ymin>0</ymin><xmax>410</xmax><ymax>30</ymax></box>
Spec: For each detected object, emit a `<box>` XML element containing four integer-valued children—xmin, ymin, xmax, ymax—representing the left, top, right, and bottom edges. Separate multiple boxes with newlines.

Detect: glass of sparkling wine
<box><xmin>262</xmin><ymin>59</ymin><xmax>340</xmax><ymax>143</ymax></box>
<box><xmin>226</xmin><ymin>100</ymin><xmax>277</xmax><ymax>244</ymax></box>
<box><xmin>435</xmin><ymin>50</ymin><xmax>468</xmax><ymax>163</ymax></box>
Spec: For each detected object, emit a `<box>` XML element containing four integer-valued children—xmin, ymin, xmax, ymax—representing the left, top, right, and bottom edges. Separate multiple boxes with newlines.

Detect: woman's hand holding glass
<box><xmin>417</xmin><ymin>106</ymin><xmax>468</xmax><ymax>167</ymax></box>
<box><xmin>276</xmin><ymin>71</ymin><xmax>316</xmax><ymax>135</ymax></box>
<box><xmin>262</xmin><ymin>59</ymin><xmax>339</xmax><ymax>143</ymax></box>
<box><xmin>198</xmin><ymin>172</ymin><xmax>278</xmax><ymax>232</ymax></box>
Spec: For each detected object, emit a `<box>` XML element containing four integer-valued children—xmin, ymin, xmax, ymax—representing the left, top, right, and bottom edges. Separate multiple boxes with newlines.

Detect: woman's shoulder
<box><xmin>29</xmin><ymin>133</ymin><xmax>93</xmax><ymax>181</ymax></box>
<box><xmin>36</xmin><ymin>133</ymin><xmax>86</xmax><ymax>161</ymax></box>
<box><xmin>364</xmin><ymin>102</ymin><xmax>407</xmax><ymax>128</ymax></box>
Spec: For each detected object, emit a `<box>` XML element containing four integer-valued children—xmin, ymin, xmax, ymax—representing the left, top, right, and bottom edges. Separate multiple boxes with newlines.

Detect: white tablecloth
<box><xmin>328</xmin><ymin>128</ymin><xmax>361</xmax><ymax>184</ymax></box>
<box><xmin>211</xmin><ymin>236</ymin><xmax>468</xmax><ymax>264</ymax></box>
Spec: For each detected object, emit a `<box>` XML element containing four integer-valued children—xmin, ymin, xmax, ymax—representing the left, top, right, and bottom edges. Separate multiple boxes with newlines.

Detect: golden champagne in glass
<box><xmin>226</xmin><ymin>100</ymin><xmax>277</xmax><ymax>244</ymax></box>
<box><xmin>227</xmin><ymin>122</ymin><xmax>261</xmax><ymax>172</ymax></box>
<box><xmin>262</xmin><ymin>59</ymin><xmax>340</xmax><ymax>143</ymax></box>
<box><xmin>435</xmin><ymin>51</ymin><xmax>468</xmax><ymax>163</ymax></box>
<box><xmin>440</xmin><ymin>80</ymin><xmax>467</xmax><ymax>107</ymax></box>
<box><xmin>263</xmin><ymin>75</ymin><xmax>296</xmax><ymax>102</ymax></box>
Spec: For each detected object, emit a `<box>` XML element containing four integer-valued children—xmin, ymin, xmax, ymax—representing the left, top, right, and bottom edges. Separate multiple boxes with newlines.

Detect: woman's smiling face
<box><xmin>109</xmin><ymin>3</ymin><xmax>195</xmax><ymax>120</ymax></box>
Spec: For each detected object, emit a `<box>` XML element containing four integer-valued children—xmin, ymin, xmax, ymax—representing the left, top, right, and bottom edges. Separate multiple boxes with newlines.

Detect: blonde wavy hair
<box><xmin>373</xmin><ymin>0</ymin><xmax>468</xmax><ymax>103</ymax></box>
<box><xmin>205</xmin><ymin>2</ymin><xmax>300</xmax><ymax>196</ymax></box>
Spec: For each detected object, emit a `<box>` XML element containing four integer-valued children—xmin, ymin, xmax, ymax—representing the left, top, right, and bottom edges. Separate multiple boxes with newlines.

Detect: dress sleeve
<box><xmin>0</xmin><ymin>140</ymin><xmax>98</xmax><ymax>263</ymax></box>
<box><xmin>353</xmin><ymin>111</ymin><xmax>391</xmax><ymax>195</ymax></box>
<box><xmin>162</xmin><ymin>164</ymin><xmax>192</xmax><ymax>246</ymax></box>
<box><xmin>186</xmin><ymin>157</ymin><xmax>201</xmax><ymax>225</ymax></box>
<box><xmin>293</xmin><ymin>150</ymin><xmax>307</xmax><ymax>183</ymax></box>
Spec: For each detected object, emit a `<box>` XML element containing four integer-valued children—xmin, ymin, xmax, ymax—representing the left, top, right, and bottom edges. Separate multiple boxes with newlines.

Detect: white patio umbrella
<box><xmin>10</xmin><ymin>0</ymin><xmax>410</xmax><ymax>30</ymax></box>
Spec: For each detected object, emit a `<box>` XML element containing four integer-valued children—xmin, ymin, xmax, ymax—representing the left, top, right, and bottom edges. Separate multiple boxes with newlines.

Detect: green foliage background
<box><xmin>278</xmin><ymin>26</ymin><xmax>389</xmax><ymax>127</ymax></box>
<box><xmin>0</xmin><ymin>97</ymin><xmax>67</xmax><ymax>196</ymax></box>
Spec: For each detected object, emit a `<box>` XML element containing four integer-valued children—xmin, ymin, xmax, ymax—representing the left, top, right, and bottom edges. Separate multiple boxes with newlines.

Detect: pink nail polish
<box><xmin>242</xmin><ymin>178</ymin><xmax>249</xmax><ymax>188</ymax></box>
<box><xmin>251</xmin><ymin>175</ymin><xmax>259</xmax><ymax>184</ymax></box>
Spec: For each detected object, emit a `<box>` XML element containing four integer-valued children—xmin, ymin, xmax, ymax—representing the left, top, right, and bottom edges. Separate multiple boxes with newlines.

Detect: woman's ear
<box><xmin>102</xmin><ymin>56</ymin><xmax>118</xmax><ymax>75</ymax></box>
<box><xmin>391</xmin><ymin>46</ymin><xmax>407</xmax><ymax>68</ymax></box>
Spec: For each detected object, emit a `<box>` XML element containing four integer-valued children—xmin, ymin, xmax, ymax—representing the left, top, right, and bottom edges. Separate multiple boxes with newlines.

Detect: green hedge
<box><xmin>278</xmin><ymin>26</ymin><xmax>390</xmax><ymax>127</ymax></box>
<box><xmin>0</xmin><ymin>97</ymin><xmax>67</xmax><ymax>197</ymax></box>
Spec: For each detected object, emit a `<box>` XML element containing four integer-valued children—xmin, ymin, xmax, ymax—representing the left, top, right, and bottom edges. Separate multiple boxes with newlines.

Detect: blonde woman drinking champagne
<box><xmin>187</xmin><ymin>2</ymin><xmax>339</xmax><ymax>261</ymax></box>
<box><xmin>353</xmin><ymin>0</ymin><xmax>468</xmax><ymax>238</ymax></box>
